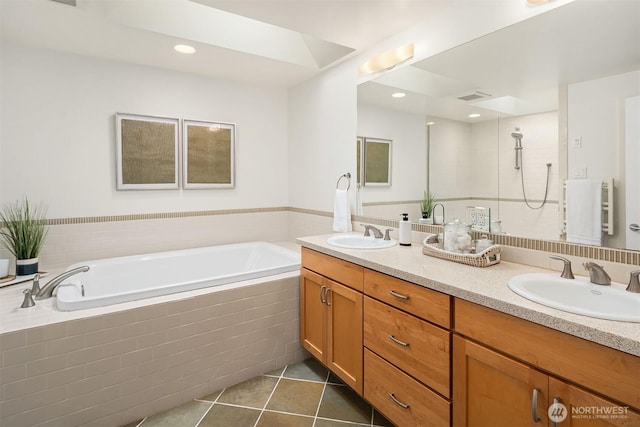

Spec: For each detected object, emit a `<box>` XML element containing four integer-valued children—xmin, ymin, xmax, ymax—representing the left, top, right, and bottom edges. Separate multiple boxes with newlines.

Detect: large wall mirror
<box><xmin>357</xmin><ymin>0</ymin><xmax>639</xmax><ymax>251</ymax></box>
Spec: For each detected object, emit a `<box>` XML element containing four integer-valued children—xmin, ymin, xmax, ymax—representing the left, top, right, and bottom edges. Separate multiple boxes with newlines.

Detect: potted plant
<box><xmin>0</xmin><ymin>198</ymin><xmax>48</xmax><ymax>276</ymax></box>
<box><xmin>420</xmin><ymin>190</ymin><xmax>436</xmax><ymax>221</ymax></box>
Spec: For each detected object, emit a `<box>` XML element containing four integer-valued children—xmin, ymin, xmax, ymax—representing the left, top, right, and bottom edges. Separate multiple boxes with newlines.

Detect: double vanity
<box><xmin>297</xmin><ymin>234</ymin><xmax>639</xmax><ymax>427</ymax></box>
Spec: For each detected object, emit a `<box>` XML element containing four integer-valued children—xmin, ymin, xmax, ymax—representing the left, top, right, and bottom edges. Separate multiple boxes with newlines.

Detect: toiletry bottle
<box><xmin>399</xmin><ymin>213</ymin><xmax>412</xmax><ymax>246</ymax></box>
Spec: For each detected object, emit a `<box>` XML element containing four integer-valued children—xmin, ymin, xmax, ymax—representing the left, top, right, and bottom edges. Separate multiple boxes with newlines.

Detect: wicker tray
<box><xmin>422</xmin><ymin>243</ymin><xmax>502</xmax><ymax>267</ymax></box>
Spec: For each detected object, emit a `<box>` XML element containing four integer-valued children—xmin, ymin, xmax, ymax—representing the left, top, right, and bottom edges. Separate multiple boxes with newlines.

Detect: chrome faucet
<box><xmin>550</xmin><ymin>255</ymin><xmax>575</xmax><ymax>279</ymax></box>
<box><xmin>626</xmin><ymin>271</ymin><xmax>640</xmax><ymax>293</ymax></box>
<box><xmin>362</xmin><ymin>224</ymin><xmax>384</xmax><ymax>238</ymax></box>
<box><xmin>432</xmin><ymin>203</ymin><xmax>445</xmax><ymax>225</ymax></box>
<box><xmin>35</xmin><ymin>266</ymin><xmax>90</xmax><ymax>299</ymax></box>
<box><xmin>583</xmin><ymin>262</ymin><xmax>611</xmax><ymax>286</ymax></box>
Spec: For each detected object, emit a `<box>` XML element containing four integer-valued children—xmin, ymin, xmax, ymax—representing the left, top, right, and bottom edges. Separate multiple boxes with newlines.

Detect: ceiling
<box><xmin>358</xmin><ymin>0</ymin><xmax>640</xmax><ymax>123</ymax></box>
<box><xmin>0</xmin><ymin>0</ymin><xmax>448</xmax><ymax>88</ymax></box>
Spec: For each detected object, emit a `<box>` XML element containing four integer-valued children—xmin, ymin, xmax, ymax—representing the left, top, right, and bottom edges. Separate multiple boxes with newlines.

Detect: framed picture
<box><xmin>183</xmin><ymin>120</ymin><xmax>236</xmax><ymax>189</ymax></box>
<box><xmin>115</xmin><ymin>113</ymin><xmax>180</xmax><ymax>190</ymax></box>
<box><xmin>362</xmin><ymin>137</ymin><xmax>392</xmax><ymax>186</ymax></box>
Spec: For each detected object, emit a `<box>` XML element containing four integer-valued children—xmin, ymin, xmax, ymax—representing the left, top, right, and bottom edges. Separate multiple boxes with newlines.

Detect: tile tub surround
<box><xmin>297</xmin><ymin>234</ymin><xmax>640</xmax><ymax>356</ymax></box>
<box><xmin>0</xmin><ymin>274</ymin><xmax>305</xmax><ymax>427</ymax></box>
<box><xmin>126</xmin><ymin>358</ymin><xmax>392</xmax><ymax>427</ymax></box>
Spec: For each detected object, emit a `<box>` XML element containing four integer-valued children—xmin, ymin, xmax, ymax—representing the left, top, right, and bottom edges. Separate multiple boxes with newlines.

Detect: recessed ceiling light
<box><xmin>174</xmin><ymin>44</ymin><xmax>196</xmax><ymax>54</ymax></box>
<box><xmin>426</xmin><ymin>122</ymin><xmax>435</xmax><ymax>126</ymax></box>
<box><xmin>392</xmin><ymin>92</ymin><xmax>406</xmax><ymax>98</ymax></box>
<box><xmin>468</xmin><ymin>113</ymin><xmax>481</xmax><ymax>118</ymax></box>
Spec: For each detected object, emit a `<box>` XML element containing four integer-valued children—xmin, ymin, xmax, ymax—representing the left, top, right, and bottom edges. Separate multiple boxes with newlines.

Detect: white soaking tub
<box><xmin>55</xmin><ymin>241</ymin><xmax>300</xmax><ymax>311</ymax></box>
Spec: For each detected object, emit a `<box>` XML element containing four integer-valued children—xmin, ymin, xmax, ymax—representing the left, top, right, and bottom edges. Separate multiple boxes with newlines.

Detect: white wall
<box><xmin>289</xmin><ymin>0</ymin><xmax>573</xmax><ymax>216</ymax></box>
<box><xmin>499</xmin><ymin>111</ymin><xmax>559</xmax><ymax>240</ymax></box>
<box><xmin>357</xmin><ymin>104</ymin><xmax>426</xmax><ymax>205</ymax></box>
<box><xmin>568</xmin><ymin>70</ymin><xmax>640</xmax><ymax>248</ymax></box>
<box><xmin>0</xmin><ymin>44</ymin><xmax>289</xmax><ymax>218</ymax></box>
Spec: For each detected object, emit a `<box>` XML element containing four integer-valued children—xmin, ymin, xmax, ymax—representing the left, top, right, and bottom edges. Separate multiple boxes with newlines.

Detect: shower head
<box><xmin>511</xmin><ymin>127</ymin><xmax>523</xmax><ymax>140</ymax></box>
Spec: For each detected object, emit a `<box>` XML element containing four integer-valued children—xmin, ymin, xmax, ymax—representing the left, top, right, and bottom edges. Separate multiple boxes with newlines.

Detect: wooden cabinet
<box><xmin>548</xmin><ymin>378</ymin><xmax>640</xmax><ymax>427</ymax></box>
<box><xmin>453</xmin><ymin>300</ymin><xmax>640</xmax><ymax>427</ymax></box>
<box><xmin>300</xmin><ymin>249</ymin><xmax>363</xmax><ymax>394</ymax></box>
<box><xmin>453</xmin><ymin>335</ymin><xmax>549</xmax><ymax>427</ymax></box>
<box><xmin>364</xmin><ymin>296</ymin><xmax>450</xmax><ymax>397</ymax></box>
<box><xmin>365</xmin><ymin>349</ymin><xmax>450</xmax><ymax>427</ymax></box>
<box><xmin>363</xmin><ymin>269</ymin><xmax>452</xmax><ymax>426</ymax></box>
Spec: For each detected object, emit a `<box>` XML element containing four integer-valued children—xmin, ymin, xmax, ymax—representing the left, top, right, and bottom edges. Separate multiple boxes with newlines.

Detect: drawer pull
<box><xmin>325</xmin><ymin>288</ymin><xmax>332</xmax><ymax>306</ymax></box>
<box><xmin>389</xmin><ymin>393</ymin><xmax>410</xmax><ymax>409</ymax></box>
<box><xmin>389</xmin><ymin>290</ymin><xmax>409</xmax><ymax>300</ymax></box>
<box><xmin>531</xmin><ymin>388</ymin><xmax>541</xmax><ymax>422</ymax></box>
<box><xmin>389</xmin><ymin>335</ymin><xmax>410</xmax><ymax>347</ymax></box>
<box><xmin>320</xmin><ymin>285</ymin><xmax>327</xmax><ymax>304</ymax></box>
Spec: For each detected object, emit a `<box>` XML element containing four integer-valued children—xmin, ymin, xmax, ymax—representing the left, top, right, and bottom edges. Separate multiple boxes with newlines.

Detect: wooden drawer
<box><xmin>364</xmin><ymin>268</ymin><xmax>451</xmax><ymax>328</ymax></box>
<box><xmin>364</xmin><ymin>349</ymin><xmax>450</xmax><ymax>427</ymax></box>
<box><xmin>455</xmin><ymin>298</ymin><xmax>640</xmax><ymax>410</ymax></box>
<box><xmin>302</xmin><ymin>248</ymin><xmax>363</xmax><ymax>291</ymax></box>
<box><xmin>364</xmin><ymin>297</ymin><xmax>450</xmax><ymax>398</ymax></box>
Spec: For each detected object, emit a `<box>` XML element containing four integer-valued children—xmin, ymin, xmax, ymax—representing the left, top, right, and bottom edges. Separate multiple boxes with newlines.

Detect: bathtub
<box><xmin>55</xmin><ymin>241</ymin><xmax>300</xmax><ymax>311</ymax></box>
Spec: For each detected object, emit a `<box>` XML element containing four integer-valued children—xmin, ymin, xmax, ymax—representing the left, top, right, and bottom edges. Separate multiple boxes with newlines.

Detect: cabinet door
<box><xmin>300</xmin><ymin>268</ymin><xmax>326</xmax><ymax>362</ymax></box>
<box><xmin>548</xmin><ymin>377</ymin><xmax>640</xmax><ymax>427</ymax></box>
<box><xmin>326</xmin><ymin>279</ymin><xmax>363</xmax><ymax>395</ymax></box>
<box><xmin>453</xmin><ymin>335</ymin><xmax>548</xmax><ymax>427</ymax></box>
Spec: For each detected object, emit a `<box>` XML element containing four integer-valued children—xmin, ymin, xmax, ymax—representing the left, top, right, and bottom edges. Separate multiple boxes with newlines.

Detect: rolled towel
<box><xmin>332</xmin><ymin>189</ymin><xmax>352</xmax><ymax>232</ymax></box>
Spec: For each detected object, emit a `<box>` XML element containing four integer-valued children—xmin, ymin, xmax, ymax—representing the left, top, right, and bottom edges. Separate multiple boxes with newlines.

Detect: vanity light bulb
<box><xmin>174</xmin><ymin>44</ymin><xmax>196</xmax><ymax>54</ymax></box>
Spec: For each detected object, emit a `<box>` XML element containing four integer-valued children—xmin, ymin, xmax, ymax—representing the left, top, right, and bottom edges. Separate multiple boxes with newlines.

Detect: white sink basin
<box><xmin>508</xmin><ymin>273</ymin><xmax>640</xmax><ymax>322</ymax></box>
<box><xmin>327</xmin><ymin>234</ymin><xmax>397</xmax><ymax>250</ymax></box>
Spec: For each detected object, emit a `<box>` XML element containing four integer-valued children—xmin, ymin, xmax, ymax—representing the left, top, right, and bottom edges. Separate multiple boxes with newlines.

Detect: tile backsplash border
<box><xmin>352</xmin><ymin>215</ymin><xmax>640</xmax><ymax>266</ymax></box>
<box><xmin>5</xmin><ymin>207</ymin><xmax>637</xmax><ymax>266</ymax></box>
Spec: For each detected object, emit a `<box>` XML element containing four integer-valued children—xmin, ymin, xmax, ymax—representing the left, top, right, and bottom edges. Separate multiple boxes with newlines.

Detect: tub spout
<box><xmin>35</xmin><ymin>266</ymin><xmax>90</xmax><ymax>300</ymax></box>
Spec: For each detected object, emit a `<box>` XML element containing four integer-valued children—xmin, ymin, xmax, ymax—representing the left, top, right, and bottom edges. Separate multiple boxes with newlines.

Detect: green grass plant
<box><xmin>0</xmin><ymin>198</ymin><xmax>48</xmax><ymax>260</ymax></box>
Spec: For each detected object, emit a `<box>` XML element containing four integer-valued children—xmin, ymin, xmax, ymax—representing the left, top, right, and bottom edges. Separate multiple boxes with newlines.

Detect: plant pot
<box><xmin>16</xmin><ymin>257</ymin><xmax>38</xmax><ymax>276</ymax></box>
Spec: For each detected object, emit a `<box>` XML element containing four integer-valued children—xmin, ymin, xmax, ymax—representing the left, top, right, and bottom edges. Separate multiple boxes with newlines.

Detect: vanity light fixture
<box><xmin>391</xmin><ymin>92</ymin><xmax>406</xmax><ymax>98</ymax></box>
<box><xmin>468</xmin><ymin>113</ymin><xmax>481</xmax><ymax>118</ymax></box>
<box><xmin>174</xmin><ymin>44</ymin><xmax>196</xmax><ymax>54</ymax></box>
<box><xmin>359</xmin><ymin>43</ymin><xmax>414</xmax><ymax>74</ymax></box>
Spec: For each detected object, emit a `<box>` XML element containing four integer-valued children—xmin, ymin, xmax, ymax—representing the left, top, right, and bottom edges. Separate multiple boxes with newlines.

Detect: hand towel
<box><xmin>566</xmin><ymin>179</ymin><xmax>602</xmax><ymax>245</ymax></box>
<box><xmin>332</xmin><ymin>189</ymin><xmax>352</xmax><ymax>232</ymax></box>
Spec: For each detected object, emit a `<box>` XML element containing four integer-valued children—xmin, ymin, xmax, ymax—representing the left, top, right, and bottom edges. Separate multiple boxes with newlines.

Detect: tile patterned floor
<box><xmin>125</xmin><ymin>358</ymin><xmax>393</xmax><ymax>427</ymax></box>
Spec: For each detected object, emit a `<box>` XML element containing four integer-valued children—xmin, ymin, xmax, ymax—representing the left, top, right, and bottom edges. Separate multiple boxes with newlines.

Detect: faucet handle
<box><xmin>384</xmin><ymin>229</ymin><xmax>393</xmax><ymax>241</ymax></box>
<box><xmin>360</xmin><ymin>224</ymin><xmax>371</xmax><ymax>237</ymax></box>
<box><xmin>550</xmin><ymin>255</ymin><xmax>574</xmax><ymax>279</ymax></box>
<box><xmin>626</xmin><ymin>271</ymin><xmax>640</xmax><ymax>293</ymax></box>
<box><xmin>21</xmin><ymin>289</ymin><xmax>35</xmax><ymax>308</ymax></box>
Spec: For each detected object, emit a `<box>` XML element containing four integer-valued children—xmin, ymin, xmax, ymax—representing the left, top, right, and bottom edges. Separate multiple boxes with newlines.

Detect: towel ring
<box><xmin>336</xmin><ymin>172</ymin><xmax>351</xmax><ymax>191</ymax></box>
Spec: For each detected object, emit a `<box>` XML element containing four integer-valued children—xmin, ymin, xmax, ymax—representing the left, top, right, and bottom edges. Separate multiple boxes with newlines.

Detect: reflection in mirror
<box><xmin>357</xmin><ymin>137</ymin><xmax>392</xmax><ymax>186</ymax></box>
<box><xmin>357</xmin><ymin>0</ymin><xmax>639</xmax><ymax>250</ymax></box>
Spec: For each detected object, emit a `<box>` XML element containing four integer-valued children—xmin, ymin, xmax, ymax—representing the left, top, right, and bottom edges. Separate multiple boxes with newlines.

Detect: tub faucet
<box><xmin>583</xmin><ymin>262</ymin><xmax>611</xmax><ymax>286</ymax></box>
<box><xmin>35</xmin><ymin>266</ymin><xmax>90</xmax><ymax>300</ymax></box>
<box><xmin>362</xmin><ymin>224</ymin><xmax>384</xmax><ymax>238</ymax></box>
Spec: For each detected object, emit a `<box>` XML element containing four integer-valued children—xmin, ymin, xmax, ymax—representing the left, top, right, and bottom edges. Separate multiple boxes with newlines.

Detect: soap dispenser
<box><xmin>399</xmin><ymin>213</ymin><xmax>412</xmax><ymax>246</ymax></box>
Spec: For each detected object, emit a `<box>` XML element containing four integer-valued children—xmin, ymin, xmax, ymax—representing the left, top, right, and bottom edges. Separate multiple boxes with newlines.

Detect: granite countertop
<box><xmin>297</xmin><ymin>234</ymin><xmax>640</xmax><ymax>357</ymax></box>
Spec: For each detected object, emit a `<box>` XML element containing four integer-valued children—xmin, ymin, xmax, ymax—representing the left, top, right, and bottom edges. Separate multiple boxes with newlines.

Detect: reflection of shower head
<box><xmin>511</xmin><ymin>127</ymin><xmax>523</xmax><ymax>144</ymax></box>
<box><xmin>512</xmin><ymin>127</ymin><xmax>523</xmax><ymax>169</ymax></box>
